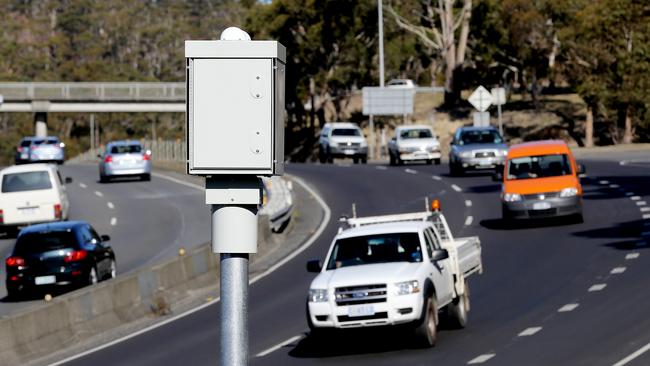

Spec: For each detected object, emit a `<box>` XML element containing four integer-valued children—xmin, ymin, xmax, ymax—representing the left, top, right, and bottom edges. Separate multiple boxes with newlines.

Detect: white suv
<box><xmin>318</xmin><ymin>122</ymin><xmax>368</xmax><ymax>164</ymax></box>
<box><xmin>0</xmin><ymin>164</ymin><xmax>71</xmax><ymax>235</ymax></box>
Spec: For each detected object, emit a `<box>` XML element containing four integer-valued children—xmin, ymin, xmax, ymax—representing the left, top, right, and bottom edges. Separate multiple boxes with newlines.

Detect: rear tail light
<box><xmin>17</xmin><ymin>147</ymin><xmax>23</xmax><ymax>153</ymax></box>
<box><xmin>54</xmin><ymin>204</ymin><xmax>62</xmax><ymax>220</ymax></box>
<box><xmin>143</xmin><ymin>153</ymin><xmax>151</xmax><ymax>161</ymax></box>
<box><xmin>64</xmin><ymin>250</ymin><xmax>88</xmax><ymax>263</ymax></box>
<box><xmin>0</xmin><ymin>209</ymin><xmax>3</xmax><ymax>224</ymax></box>
<box><xmin>6</xmin><ymin>256</ymin><xmax>25</xmax><ymax>267</ymax></box>
<box><xmin>104</xmin><ymin>155</ymin><xmax>113</xmax><ymax>163</ymax></box>
<box><xmin>9</xmin><ymin>275</ymin><xmax>19</xmax><ymax>281</ymax></box>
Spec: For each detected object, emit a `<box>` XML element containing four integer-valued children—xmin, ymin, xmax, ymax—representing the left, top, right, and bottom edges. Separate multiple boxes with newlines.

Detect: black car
<box><xmin>5</xmin><ymin>221</ymin><xmax>116</xmax><ymax>299</ymax></box>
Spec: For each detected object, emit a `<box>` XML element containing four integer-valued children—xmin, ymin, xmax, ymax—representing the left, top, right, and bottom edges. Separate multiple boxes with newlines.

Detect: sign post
<box><xmin>185</xmin><ymin>27</ymin><xmax>286</xmax><ymax>366</ymax></box>
<box><xmin>491</xmin><ymin>87</ymin><xmax>506</xmax><ymax>137</ymax></box>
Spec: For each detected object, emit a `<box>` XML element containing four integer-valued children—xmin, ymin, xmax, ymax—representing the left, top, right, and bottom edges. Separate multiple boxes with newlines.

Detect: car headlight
<box><xmin>502</xmin><ymin>193</ymin><xmax>522</xmax><ymax>202</ymax></box>
<box><xmin>427</xmin><ymin>144</ymin><xmax>440</xmax><ymax>152</ymax></box>
<box><xmin>394</xmin><ymin>280</ymin><xmax>420</xmax><ymax>296</ymax></box>
<box><xmin>459</xmin><ymin>151</ymin><xmax>473</xmax><ymax>158</ymax></box>
<box><xmin>560</xmin><ymin>187</ymin><xmax>578</xmax><ymax>197</ymax></box>
<box><xmin>499</xmin><ymin>149</ymin><xmax>508</xmax><ymax>156</ymax></box>
<box><xmin>308</xmin><ymin>289</ymin><xmax>328</xmax><ymax>303</ymax></box>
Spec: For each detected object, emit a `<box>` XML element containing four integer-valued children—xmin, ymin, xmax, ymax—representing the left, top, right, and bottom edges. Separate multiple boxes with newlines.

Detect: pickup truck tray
<box><xmin>453</xmin><ymin>236</ymin><xmax>483</xmax><ymax>277</ymax></box>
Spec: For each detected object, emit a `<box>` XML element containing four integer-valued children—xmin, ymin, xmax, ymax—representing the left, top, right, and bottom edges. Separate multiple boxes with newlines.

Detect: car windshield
<box><xmin>1</xmin><ymin>171</ymin><xmax>52</xmax><ymax>193</ymax></box>
<box><xmin>32</xmin><ymin>138</ymin><xmax>59</xmax><ymax>145</ymax></box>
<box><xmin>459</xmin><ymin>130</ymin><xmax>503</xmax><ymax>145</ymax></box>
<box><xmin>507</xmin><ymin>154</ymin><xmax>573</xmax><ymax>180</ymax></box>
<box><xmin>14</xmin><ymin>231</ymin><xmax>78</xmax><ymax>256</ymax></box>
<box><xmin>326</xmin><ymin>232</ymin><xmax>422</xmax><ymax>270</ymax></box>
<box><xmin>20</xmin><ymin>140</ymin><xmax>31</xmax><ymax>147</ymax></box>
<box><xmin>331</xmin><ymin>128</ymin><xmax>361</xmax><ymax>137</ymax></box>
<box><xmin>110</xmin><ymin>145</ymin><xmax>142</xmax><ymax>154</ymax></box>
<box><xmin>400</xmin><ymin>129</ymin><xmax>433</xmax><ymax>139</ymax></box>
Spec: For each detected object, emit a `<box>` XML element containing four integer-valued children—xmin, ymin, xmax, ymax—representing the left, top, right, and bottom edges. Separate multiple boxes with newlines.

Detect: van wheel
<box><xmin>446</xmin><ymin>281</ymin><xmax>470</xmax><ymax>329</ymax></box>
<box><xmin>415</xmin><ymin>296</ymin><xmax>438</xmax><ymax>347</ymax></box>
<box><xmin>434</xmin><ymin>158</ymin><xmax>441</xmax><ymax>165</ymax></box>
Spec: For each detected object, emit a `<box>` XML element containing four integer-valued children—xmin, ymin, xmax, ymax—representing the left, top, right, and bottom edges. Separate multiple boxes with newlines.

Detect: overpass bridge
<box><xmin>0</xmin><ymin>82</ymin><xmax>186</xmax><ymax>136</ymax></box>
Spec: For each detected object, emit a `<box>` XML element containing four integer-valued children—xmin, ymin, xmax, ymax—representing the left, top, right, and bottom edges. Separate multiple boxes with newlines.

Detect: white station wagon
<box><xmin>0</xmin><ymin>164</ymin><xmax>71</xmax><ymax>234</ymax></box>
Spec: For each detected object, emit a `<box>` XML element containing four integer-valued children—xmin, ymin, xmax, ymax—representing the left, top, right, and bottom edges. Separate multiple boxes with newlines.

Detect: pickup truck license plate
<box><xmin>344</xmin><ymin>149</ymin><xmax>355</xmax><ymax>155</ymax></box>
<box><xmin>35</xmin><ymin>276</ymin><xmax>56</xmax><ymax>285</ymax></box>
<box><xmin>532</xmin><ymin>202</ymin><xmax>551</xmax><ymax>210</ymax></box>
<box><xmin>348</xmin><ymin>305</ymin><xmax>375</xmax><ymax>317</ymax></box>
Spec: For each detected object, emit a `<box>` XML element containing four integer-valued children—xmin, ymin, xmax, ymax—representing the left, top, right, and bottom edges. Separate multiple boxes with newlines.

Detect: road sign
<box><xmin>473</xmin><ymin>112</ymin><xmax>490</xmax><ymax>127</ymax></box>
<box><xmin>491</xmin><ymin>87</ymin><xmax>506</xmax><ymax>105</ymax></box>
<box><xmin>362</xmin><ymin>87</ymin><xmax>414</xmax><ymax>116</ymax></box>
<box><xmin>468</xmin><ymin>86</ymin><xmax>492</xmax><ymax>112</ymax></box>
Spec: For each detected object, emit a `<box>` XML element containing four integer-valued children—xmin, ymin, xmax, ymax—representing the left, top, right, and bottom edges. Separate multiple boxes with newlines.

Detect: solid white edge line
<box><xmin>468</xmin><ymin>353</ymin><xmax>496</xmax><ymax>364</ymax></box>
<box><xmin>107</xmin><ymin>202</ymin><xmax>114</xmax><ymax>209</ymax></box>
<box><xmin>255</xmin><ymin>335</ymin><xmax>304</xmax><ymax>358</ymax></box>
<box><xmin>151</xmin><ymin>171</ymin><xmax>203</xmax><ymax>191</ymax></box>
<box><xmin>612</xmin><ymin>342</ymin><xmax>650</xmax><ymax>366</ymax></box>
<box><xmin>48</xmin><ymin>175</ymin><xmax>331</xmax><ymax>366</ymax></box>
<box><xmin>465</xmin><ymin>216</ymin><xmax>474</xmax><ymax>226</ymax></box>
<box><xmin>451</xmin><ymin>184</ymin><xmax>462</xmax><ymax>192</ymax></box>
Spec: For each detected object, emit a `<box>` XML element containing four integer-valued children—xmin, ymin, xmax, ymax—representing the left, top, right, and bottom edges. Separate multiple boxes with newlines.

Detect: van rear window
<box><xmin>1</xmin><ymin>171</ymin><xmax>53</xmax><ymax>193</ymax></box>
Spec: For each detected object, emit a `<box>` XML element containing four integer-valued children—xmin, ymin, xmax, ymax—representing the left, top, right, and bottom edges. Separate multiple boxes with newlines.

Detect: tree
<box><xmin>386</xmin><ymin>0</ymin><xmax>472</xmax><ymax>105</ymax></box>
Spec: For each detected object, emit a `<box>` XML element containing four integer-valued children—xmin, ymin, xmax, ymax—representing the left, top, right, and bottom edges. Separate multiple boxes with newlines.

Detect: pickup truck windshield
<box><xmin>331</xmin><ymin>128</ymin><xmax>361</xmax><ymax>137</ymax></box>
<box><xmin>459</xmin><ymin>130</ymin><xmax>502</xmax><ymax>145</ymax></box>
<box><xmin>400</xmin><ymin>129</ymin><xmax>433</xmax><ymax>139</ymax></box>
<box><xmin>507</xmin><ymin>154</ymin><xmax>572</xmax><ymax>180</ymax></box>
<box><xmin>327</xmin><ymin>232</ymin><xmax>422</xmax><ymax>270</ymax></box>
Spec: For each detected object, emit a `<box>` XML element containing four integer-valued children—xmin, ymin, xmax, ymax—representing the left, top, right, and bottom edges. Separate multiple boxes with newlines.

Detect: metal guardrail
<box><xmin>0</xmin><ymin>82</ymin><xmax>185</xmax><ymax>102</ymax></box>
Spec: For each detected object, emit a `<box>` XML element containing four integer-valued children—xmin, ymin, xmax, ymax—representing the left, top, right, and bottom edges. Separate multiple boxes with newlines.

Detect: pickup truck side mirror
<box><xmin>577</xmin><ymin>164</ymin><xmax>586</xmax><ymax>175</ymax></box>
<box><xmin>65</xmin><ymin>177</ymin><xmax>73</xmax><ymax>184</ymax></box>
<box><xmin>431</xmin><ymin>249</ymin><xmax>449</xmax><ymax>261</ymax></box>
<box><xmin>101</xmin><ymin>234</ymin><xmax>111</xmax><ymax>242</ymax></box>
<box><xmin>306</xmin><ymin>260</ymin><xmax>322</xmax><ymax>273</ymax></box>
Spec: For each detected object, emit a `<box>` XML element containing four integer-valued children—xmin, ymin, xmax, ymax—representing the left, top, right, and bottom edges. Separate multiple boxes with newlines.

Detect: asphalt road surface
<box><xmin>0</xmin><ymin>163</ymin><xmax>209</xmax><ymax>316</ymax></box>
<box><xmin>37</xmin><ymin>155</ymin><xmax>650</xmax><ymax>365</ymax></box>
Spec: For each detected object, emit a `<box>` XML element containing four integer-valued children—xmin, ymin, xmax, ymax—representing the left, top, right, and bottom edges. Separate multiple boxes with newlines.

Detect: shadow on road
<box><xmin>480</xmin><ymin>216</ymin><xmax>582</xmax><ymax>231</ymax></box>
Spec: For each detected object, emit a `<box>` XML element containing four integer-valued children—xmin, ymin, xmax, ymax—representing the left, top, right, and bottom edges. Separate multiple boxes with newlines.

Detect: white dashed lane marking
<box><xmin>107</xmin><ymin>202</ymin><xmax>115</xmax><ymax>209</ymax></box>
<box><xmin>518</xmin><ymin>327</ymin><xmax>543</xmax><ymax>337</ymax></box>
<box><xmin>609</xmin><ymin>184</ymin><xmax>620</xmax><ymax>188</ymax></box>
<box><xmin>468</xmin><ymin>354</ymin><xmax>496</xmax><ymax>364</ymax></box>
<box><xmin>641</xmin><ymin>231</ymin><xmax>650</xmax><ymax>237</ymax></box>
<box><xmin>640</xmin><ymin>207</ymin><xmax>650</xmax><ymax>212</ymax></box>
<box><xmin>626</xmin><ymin>253</ymin><xmax>640</xmax><ymax>260</ymax></box>
<box><xmin>465</xmin><ymin>200</ymin><xmax>473</xmax><ymax>207</ymax></box>
<box><xmin>405</xmin><ymin>169</ymin><xmax>418</xmax><ymax>175</ymax></box>
<box><xmin>611</xmin><ymin>267</ymin><xmax>626</xmax><ymax>274</ymax></box>
<box><xmin>625</xmin><ymin>192</ymin><xmax>634</xmax><ymax>197</ymax></box>
<box><xmin>589</xmin><ymin>284</ymin><xmax>607</xmax><ymax>292</ymax></box>
<box><xmin>376</xmin><ymin>166</ymin><xmax>387</xmax><ymax>170</ymax></box>
<box><xmin>636</xmin><ymin>201</ymin><xmax>647</xmax><ymax>206</ymax></box>
<box><xmin>94</xmin><ymin>191</ymin><xmax>103</xmax><ymax>197</ymax></box>
<box><xmin>79</xmin><ymin>183</ymin><xmax>87</xmax><ymax>189</ymax></box>
<box><xmin>631</xmin><ymin>196</ymin><xmax>641</xmax><ymax>200</ymax></box>
<box><xmin>599</xmin><ymin>180</ymin><xmax>610</xmax><ymax>185</ymax></box>
<box><xmin>558</xmin><ymin>303</ymin><xmax>579</xmax><ymax>312</ymax></box>
<box><xmin>110</xmin><ymin>217</ymin><xmax>117</xmax><ymax>226</ymax></box>
<box><xmin>451</xmin><ymin>184</ymin><xmax>462</xmax><ymax>192</ymax></box>
<box><xmin>643</xmin><ymin>214</ymin><xmax>650</xmax><ymax>220</ymax></box>
<box><xmin>432</xmin><ymin>175</ymin><xmax>442</xmax><ymax>181</ymax></box>
<box><xmin>465</xmin><ymin>216</ymin><xmax>474</xmax><ymax>226</ymax></box>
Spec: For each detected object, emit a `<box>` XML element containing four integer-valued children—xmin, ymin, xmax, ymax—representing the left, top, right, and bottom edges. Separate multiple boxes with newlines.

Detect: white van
<box><xmin>0</xmin><ymin>164</ymin><xmax>71</xmax><ymax>231</ymax></box>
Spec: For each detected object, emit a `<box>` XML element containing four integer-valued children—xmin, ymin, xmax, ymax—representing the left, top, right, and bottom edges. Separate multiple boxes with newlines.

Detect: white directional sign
<box><xmin>491</xmin><ymin>87</ymin><xmax>506</xmax><ymax>106</ymax></box>
<box><xmin>468</xmin><ymin>85</ymin><xmax>492</xmax><ymax>112</ymax></box>
<box><xmin>362</xmin><ymin>87</ymin><xmax>414</xmax><ymax>116</ymax></box>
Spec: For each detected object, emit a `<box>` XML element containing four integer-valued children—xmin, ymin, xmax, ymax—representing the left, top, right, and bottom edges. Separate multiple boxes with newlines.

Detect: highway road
<box><xmin>0</xmin><ymin>163</ymin><xmax>210</xmax><ymax>316</ymax></box>
<box><xmin>29</xmin><ymin>155</ymin><xmax>650</xmax><ymax>365</ymax></box>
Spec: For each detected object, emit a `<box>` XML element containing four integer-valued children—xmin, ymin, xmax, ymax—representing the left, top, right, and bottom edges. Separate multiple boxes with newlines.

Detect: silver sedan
<box><xmin>99</xmin><ymin>141</ymin><xmax>151</xmax><ymax>182</ymax></box>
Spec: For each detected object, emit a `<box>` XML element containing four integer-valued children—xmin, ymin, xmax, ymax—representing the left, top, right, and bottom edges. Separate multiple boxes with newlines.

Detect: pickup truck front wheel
<box><xmin>446</xmin><ymin>281</ymin><xmax>470</xmax><ymax>329</ymax></box>
<box><xmin>415</xmin><ymin>296</ymin><xmax>438</xmax><ymax>347</ymax></box>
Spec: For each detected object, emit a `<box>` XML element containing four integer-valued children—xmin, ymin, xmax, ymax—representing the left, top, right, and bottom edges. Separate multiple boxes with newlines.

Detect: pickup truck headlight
<box><xmin>498</xmin><ymin>149</ymin><xmax>508</xmax><ymax>157</ymax></box>
<box><xmin>502</xmin><ymin>193</ymin><xmax>522</xmax><ymax>202</ymax></box>
<box><xmin>308</xmin><ymin>289</ymin><xmax>328</xmax><ymax>303</ymax></box>
<box><xmin>459</xmin><ymin>151</ymin><xmax>473</xmax><ymax>158</ymax></box>
<box><xmin>394</xmin><ymin>280</ymin><xmax>420</xmax><ymax>296</ymax></box>
<box><xmin>560</xmin><ymin>187</ymin><xmax>578</xmax><ymax>197</ymax></box>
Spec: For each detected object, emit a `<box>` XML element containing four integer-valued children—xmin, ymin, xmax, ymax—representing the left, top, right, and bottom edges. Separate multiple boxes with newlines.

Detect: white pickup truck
<box><xmin>306</xmin><ymin>205</ymin><xmax>482</xmax><ymax>346</ymax></box>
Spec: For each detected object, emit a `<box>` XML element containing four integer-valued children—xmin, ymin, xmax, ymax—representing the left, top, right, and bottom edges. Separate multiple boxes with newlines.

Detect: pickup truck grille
<box><xmin>474</xmin><ymin>151</ymin><xmax>495</xmax><ymax>158</ymax></box>
<box><xmin>335</xmin><ymin>284</ymin><xmax>387</xmax><ymax>306</ymax></box>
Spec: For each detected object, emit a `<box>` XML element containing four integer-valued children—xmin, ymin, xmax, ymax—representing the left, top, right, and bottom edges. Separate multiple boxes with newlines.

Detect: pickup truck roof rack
<box><xmin>338</xmin><ymin>199</ymin><xmax>453</xmax><ymax>242</ymax></box>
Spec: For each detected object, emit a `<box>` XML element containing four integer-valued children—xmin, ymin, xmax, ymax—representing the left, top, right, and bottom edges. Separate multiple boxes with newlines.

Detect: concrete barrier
<box><xmin>0</xmin><ymin>216</ymin><xmax>275</xmax><ymax>365</ymax></box>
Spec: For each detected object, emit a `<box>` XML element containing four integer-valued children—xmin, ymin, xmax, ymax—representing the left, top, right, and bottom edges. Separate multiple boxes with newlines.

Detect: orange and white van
<box><xmin>494</xmin><ymin>140</ymin><xmax>585</xmax><ymax>221</ymax></box>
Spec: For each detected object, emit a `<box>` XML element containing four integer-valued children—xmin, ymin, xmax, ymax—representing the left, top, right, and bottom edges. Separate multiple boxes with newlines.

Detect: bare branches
<box><xmin>385</xmin><ymin>4</ymin><xmax>442</xmax><ymax>50</ymax></box>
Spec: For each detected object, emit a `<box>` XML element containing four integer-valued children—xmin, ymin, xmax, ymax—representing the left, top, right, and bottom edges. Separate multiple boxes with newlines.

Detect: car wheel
<box><xmin>353</xmin><ymin>157</ymin><xmax>359</xmax><ymax>164</ymax></box>
<box><xmin>99</xmin><ymin>174</ymin><xmax>108</xmax><ymax>183</ymax></box>
<box><xmin>361</xmin><ymin>156</ymin><xmax>367</xmax><ymax>164</ymax></box>
<box><xmin>142</xmin><ymin>173</ymin><xmax>151</xmax><ymax>181</ymax></box>
<box><xmin>434</xmin><ymin>158</ymin><xmax>441</xmax><ymax>165</ymax></box>
<box><xmin>426</xmin><ymin>159</ymin><xmax>433</xmax><ymax>165</ymax></box>
<box><xmin>6</xmin><ymin>288</ymin><xmax>21</xmax><ymax>301</ymax></box>
<box><xmin>87</xmin><ymin>267</ymin><xmax>98</xmax><ymax>286</ymax></box>
<box><xmin>574</xmin><ymin>213</ymin><xmax>584</xmax><ymax>224</ymax></box>
<box><xmin>446</xmin><ymin>281</ymin><xmax>469</xmax><ymax>329</ymax></box>
<box><xmin>415</xmin><ymin>295</ymin><xmax>438</xmax><ymax>347</ymax></box>
<box><xmin>389</xmin><ymin>153</ymin><xmax>396</xmax><ymax>166</ymax></box>
<box><xmin>108</xmin><ymin>260</ymin><xmax>117</xmax><ymax>280</ymax></box>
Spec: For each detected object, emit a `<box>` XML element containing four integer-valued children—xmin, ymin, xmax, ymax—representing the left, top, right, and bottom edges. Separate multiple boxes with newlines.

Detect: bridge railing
<box><xmin>0</xmin><ymin>82</ymin><xmax>185</xmax><ymax>101</ymax></box>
